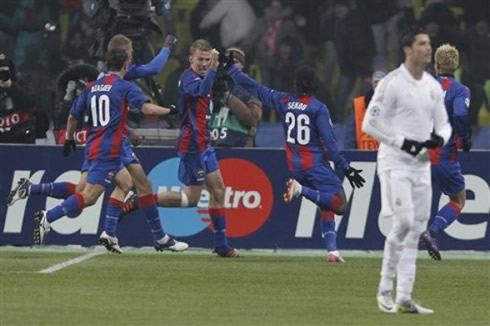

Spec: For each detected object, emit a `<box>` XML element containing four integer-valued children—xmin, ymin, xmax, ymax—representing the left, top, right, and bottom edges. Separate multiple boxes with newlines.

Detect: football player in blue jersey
<box><xmin>31</xmin><ymin>46</ymin><xmax>187</xmax><ymax>254</ymax></box>
<box><xmin>8</xmin><ymin>34</ymin><xmax>177</xmax><ymax>205</ymax></box>
<box><xmin>419</xmin><ymin>44</ymin><xmax>472</xmax><ymax>261</ymax></box>
<box><xmin>225</xmin><ymin>58</ymin><xmax>365</xmax><ymax>262</ymax></box>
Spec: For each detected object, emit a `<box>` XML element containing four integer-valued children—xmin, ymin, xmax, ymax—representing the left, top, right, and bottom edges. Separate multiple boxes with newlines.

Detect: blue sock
<box><xmin>301</xmin><ymin>186</ymin><xmax>341</xmax><ymax>211</ymax></box>
<box><xmin>429</xmin><ymin>202</ymin><xmax>461</xmax><ymax>234</ymax></box>
<box><xmin>321</xmin><ymin>211</ymin><xmax>337</xmax><ymax>252</ymax></box>
<box><xmin>30</xmin><ymin>182</ymin><xmax>76</xmax><ymax>199</ymax></box>
<box><xmin>46</xmin><ymin>193</ymin><xmax>85</xmax><ymax>223</ymax></box>
<box><xmin>104</xmin><ymin>198</ymin><xmax>123</xmax><ymax>237</ymax></box>
<box><xmin>139</xmin><ymin>194</ymin><xmax>165</xmax><ymax>241</ymax></box>
<box><xmin>210</xmin><ymin>208</ymin><xmax>228</xmax><ymax>248</ymax></box>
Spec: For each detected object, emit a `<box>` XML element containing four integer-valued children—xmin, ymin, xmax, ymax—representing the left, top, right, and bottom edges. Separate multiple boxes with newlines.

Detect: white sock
<box><xmin>180</xmin><ymin>191</ymin><xmax>189</xmax><ymax>207</ymax></box>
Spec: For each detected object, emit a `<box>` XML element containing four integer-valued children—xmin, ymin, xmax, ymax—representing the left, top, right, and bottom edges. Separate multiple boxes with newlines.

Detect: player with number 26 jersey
<box><xmin>228</xmin><ymin>63</ymin><xmax>365</xmax><ymax>263</ymax></box>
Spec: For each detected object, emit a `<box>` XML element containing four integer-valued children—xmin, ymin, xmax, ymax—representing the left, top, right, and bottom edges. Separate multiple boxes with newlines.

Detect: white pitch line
<box><xmin>38</xmin><ymin>251</ymin><xmax>103</xmax><ymax>274</ymax></box>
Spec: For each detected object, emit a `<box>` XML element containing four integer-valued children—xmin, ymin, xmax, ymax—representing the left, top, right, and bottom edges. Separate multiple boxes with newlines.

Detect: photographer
<box><xmin>0</xmin><ymin>54</ymin><xmax>36</xmax><ymax>144</ymax></box>
<box><xmin>210</xmin><ymin>47</ymin><xmax>262</xmax><ymax>147</ymax></box>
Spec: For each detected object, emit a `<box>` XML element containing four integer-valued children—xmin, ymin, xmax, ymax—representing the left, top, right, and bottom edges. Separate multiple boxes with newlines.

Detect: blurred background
<box><xmin>0</xmin><ymin>0</ymin><xmax>489</xmax><ymax>148</ymax></box>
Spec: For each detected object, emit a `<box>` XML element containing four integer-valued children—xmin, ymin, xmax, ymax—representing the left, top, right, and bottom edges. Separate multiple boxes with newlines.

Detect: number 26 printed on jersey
<box><xmin>286</xmin><ymin>112</ymin><xmax>310</xmax><ymax>145</ymax></box>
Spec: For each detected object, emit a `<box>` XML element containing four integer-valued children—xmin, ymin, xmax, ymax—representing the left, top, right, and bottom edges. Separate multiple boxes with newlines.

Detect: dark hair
<box><xmin>400</xmin><ymin>26</ymin><xmax>427</xmax><ymax>51</ymax></box>
<box><xmin>106</xmin><ymin>48</ymin><xmax>128</xmax><ymax>71</ymax></box>
<box><xmin>294</xmin><ymin>64</ymin><xmax>318</xmax><ymax>95</ymax></box>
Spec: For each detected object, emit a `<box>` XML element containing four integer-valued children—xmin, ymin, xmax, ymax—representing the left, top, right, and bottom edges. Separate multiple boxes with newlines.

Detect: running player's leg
<box><xmin>8</xmin><ymin>161</ymin><xmax>90</xmax><ymax>206</ymax></box>
<box><xmin>125</xmin><ymin>162</ymin><xmax>188</xmax><ymax>251</ymax></box>
<box><xmin>203</xmin><ymin>148</ymin><xmax>239</xmax><ymax>257</ymax></box>
<box><xmin>104</xmin><ymin>167</ymin><xmax>132</xmax><ymax>238</ymax></box>
<box><xmin>421</xmin><ymin>163</ymin><xmax>465</xmax><ymax>260</ymax></box>
<box><xmin>285</xmin><ymin>165</ymin><xmax>347</xmax><ymax>214</ymax></box>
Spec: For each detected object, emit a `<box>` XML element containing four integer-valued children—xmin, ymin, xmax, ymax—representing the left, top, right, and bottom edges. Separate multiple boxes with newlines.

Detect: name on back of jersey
<box><xmin>91</xmin><ymin>84</ymin><xmax>113</xmax><ymax>92</ymax></box>
<box><xmin>288</xmin><ymin>102</ymin><xmax>308</xmax><ymax>111</ymax></box>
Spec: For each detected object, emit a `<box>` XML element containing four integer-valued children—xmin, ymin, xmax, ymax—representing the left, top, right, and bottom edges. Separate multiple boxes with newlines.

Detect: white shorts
<box><xmin>378</xmin><ymin>169</ymin><xmax>432</xmax><ymax>221</ymax></box>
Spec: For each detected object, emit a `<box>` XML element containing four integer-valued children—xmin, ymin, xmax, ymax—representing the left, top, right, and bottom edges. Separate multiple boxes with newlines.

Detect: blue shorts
<box><xmin>81</xmin><ymin>159</ymin><xmax>90</xmax><ymax>172</ymax></box>
<box><xmin>120</xmin><ymin>141</ymin><xmax>140</xmax><ymax>167</ymax></box>
<box><xmin>178</xmin><ymin>147</ymin><xmax>219</xmax><ymax>186</ymax></box>
<box><xmin>86</xmin><ymin>159</ymin><xmax>121</xmax><ymax>186</ymax></box>
<box><xmin>431</xmin><ymin>162</ymin><xmax>465</xmax><ymax>196</ymax></box>
<box><xmin>290</xmin><ymin>164</ymin><xmax>343</xmax><ymax>195</ymax></box>
<box><xmin>81</xmin><ymin>140</ymin><xmax>139</xmax><ymax>174</ymax></box>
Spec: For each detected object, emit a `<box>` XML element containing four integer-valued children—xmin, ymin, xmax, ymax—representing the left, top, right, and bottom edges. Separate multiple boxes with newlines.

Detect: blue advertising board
<box><xmin>1</xmin><ymin>145</ymin><xmax>489</xmax><ymax>250</ymax></box>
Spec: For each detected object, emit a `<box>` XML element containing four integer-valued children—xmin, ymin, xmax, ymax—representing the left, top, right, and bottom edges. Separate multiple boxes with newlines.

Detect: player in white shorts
<box><xmin>363</xmin><ymin>26</ymin><xmax>452</xmax><ymax>315</ymax></box>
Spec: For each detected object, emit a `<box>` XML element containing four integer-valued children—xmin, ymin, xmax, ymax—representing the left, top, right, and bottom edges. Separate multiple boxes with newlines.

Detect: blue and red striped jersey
<box><xmin>430</xmin><ymin>75</ymin><xmax>471</xmax><ymax>164</ymax></box>
<box><xmin>229</xmin><ymin>66</ymin><xmax>349</xmax><ymax>172</ymax></box>
<box><xmin>70</xmin><ymin>73</ymin><xmax>148</xmax><ymax>161</ymax></box>
<box><xmin>176</xmin><ymin>67</ymin><xmax>216</xmax><ymax>153</ymax></box>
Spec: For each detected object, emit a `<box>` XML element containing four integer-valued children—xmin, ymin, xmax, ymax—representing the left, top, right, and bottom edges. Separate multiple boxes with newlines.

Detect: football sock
<box><xmin>301</xmin><ymin>186</ymin><xmax>341</xmax><ymax>211</ymax></box>
<box><xmin>210</xmin><ymin>208</ymin><xmax>228</xmax><ymax>248</ymax></box>
<box><xmin>429</xmin><ymin>202</ymin><xmax>461</xmax><ymax>234</ymax></box>
<box><xmin>320</xmin><ymin>211</ymin><xmax>337</xmax><ymax>252</ymax></box>
<box><xmin>30</xmin><ymin>182</ymin><xmax>77</xmax><ymax>199</ymax></box>
<box><xmin>104</xmin><ymin>198</ymin><xmax>123</xmax><ymax>237</ymax></box>
<box><xmin>139</xmin><ymin>194</ymin><xmax>164</xmax><ymax>241</ymax></box>
<box><xmin>46</xmin><ymin>193</ymin><xmax>85</xmax><ymax>223</ymax></box>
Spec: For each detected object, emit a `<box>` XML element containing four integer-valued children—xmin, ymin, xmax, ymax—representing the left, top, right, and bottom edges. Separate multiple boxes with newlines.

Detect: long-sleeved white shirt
<box><xmin>362</xmin><ymin>64</ymin><xmax>452</xmax><ymax>172</ymax></box>
<box><xmin>199</xmin><ymin>0</ymin><xmax>256</xmax><ymax>48</ymax></box>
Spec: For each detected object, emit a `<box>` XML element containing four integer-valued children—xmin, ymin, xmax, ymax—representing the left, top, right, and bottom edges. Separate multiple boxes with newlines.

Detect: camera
<box><xmin>0</xmin><ymin>70</ymin><xmax>10</xmax><ymax>82</ymax></box>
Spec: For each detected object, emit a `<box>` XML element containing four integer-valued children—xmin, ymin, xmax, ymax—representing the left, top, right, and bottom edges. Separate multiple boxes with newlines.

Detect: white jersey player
<box><xmin>363</xmin><ymin>26</ymin><xmax>452</xmax><ymax>314</ymax></box>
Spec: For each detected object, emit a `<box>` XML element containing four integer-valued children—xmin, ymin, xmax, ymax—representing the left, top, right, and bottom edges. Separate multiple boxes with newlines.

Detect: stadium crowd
<box><xmin>0</xmin><ymin>0</ymin><xmax>488</xmax><ymax>147</ymax></box>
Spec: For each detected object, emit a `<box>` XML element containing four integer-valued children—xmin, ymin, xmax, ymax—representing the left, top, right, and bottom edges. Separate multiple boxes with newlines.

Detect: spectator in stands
<box><xmin>210</xmin><ymin>47</ymin><xmax>263</xmax><ymax>147</ymax></box>
<box><xmin>190</xmin><ymin>0</ymin><xmax>223</xmax><ymax>50</ymax></box>
<box><xmin>463</xmin><ymin>18</ymin><xmax>490</xmax><ymax>127</ymax></box>
<box><xmin>243</xmin><ymin>0</ymin><xmax>301</xmax><ymax>121</ymax></box>
<box><xmin>198</xmin><ymin>0</ymin><xmax>256</xmax><ymax>49</ymax></box>
<box><xmin>0</xmin><ymin>53</ymin><xmax>36</xmax><ymax>144</ymax></box>
<box><xmin>360</xmin><ymin>0</ymin><xmax>403</xmax><ymax>69</ymax></box>
<box><xmin>271</xmin><ymin>36</ymin><xmax>304</xmax><ymax>93</ymax></box>
<box><xmin>321</xmin><ymin>0</ymin><xmax>375</xmax><ymax>123</ymax></box>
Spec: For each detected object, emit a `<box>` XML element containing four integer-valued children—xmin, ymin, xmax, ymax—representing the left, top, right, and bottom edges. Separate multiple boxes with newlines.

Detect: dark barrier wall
<box><xmin>1</xmin><ymin>145</ymin><xmax>489</xmax><ymax>250</ymax></box>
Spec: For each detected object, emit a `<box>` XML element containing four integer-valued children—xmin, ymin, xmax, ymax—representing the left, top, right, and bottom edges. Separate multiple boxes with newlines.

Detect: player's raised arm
<box><xmin>227</xmin><ymin>64</ymin><xmax>286</xmax><ymax>111</ymax></box>
<box><xmin>125</xmin><ymin>35</ymin><xmax>177</xmax><ymax>80</ymax></box>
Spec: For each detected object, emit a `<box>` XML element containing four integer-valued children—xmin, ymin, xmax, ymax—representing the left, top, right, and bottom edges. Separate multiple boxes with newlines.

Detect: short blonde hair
<box><xmin>107</xmin><ymin>34</ymin><xmax>132</xmax><ymax>51</ymax></box>
<box><xmin>189</xmin><ymin>39</ymin><xmax>212</xmax><ymax>56</ymax></box>
<box><xmin>434</xmin><ymin>44</ymin><xmax>459</xmax><ymax>74</ymax></box>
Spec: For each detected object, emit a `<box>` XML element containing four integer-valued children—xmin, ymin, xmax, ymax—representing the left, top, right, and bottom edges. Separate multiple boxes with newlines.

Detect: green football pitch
<box><xmin>0</xmin><ymin>247</ymin><xmax>488</xmax><ymax>326</ymax></box>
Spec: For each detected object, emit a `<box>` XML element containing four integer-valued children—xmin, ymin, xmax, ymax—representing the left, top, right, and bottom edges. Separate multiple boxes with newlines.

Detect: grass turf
<box><xmin>0</xmin><ymin>248</ymin><xmax>488</xmax><ymax>326</ymax></box>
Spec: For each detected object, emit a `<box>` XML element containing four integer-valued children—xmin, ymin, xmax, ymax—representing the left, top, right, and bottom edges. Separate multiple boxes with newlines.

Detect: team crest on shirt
<box><xmin>465</xmin><ymin>97</ymin><xmax>470</xmax><ymax>108</ymax></box>
<box><xmin>395</xmin><ymin>197</ymin><xmax>402</xmax><ymax>206</ymax></box>
<box><xmin>370</xmin><ymin>106</ymin><xmax>380</xmax><ymax>117</ymax></box>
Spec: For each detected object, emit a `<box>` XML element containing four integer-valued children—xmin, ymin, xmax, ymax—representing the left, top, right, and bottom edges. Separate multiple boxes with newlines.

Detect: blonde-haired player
<box><xmin>363</xmin><ymin>26</ymin><xmax>452</xmax><ymax>314</ymax></box>
<box><xmin>419</xmin><ymin>43</ymin><xmax>472</xmax><ymax>260</ymax></box>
